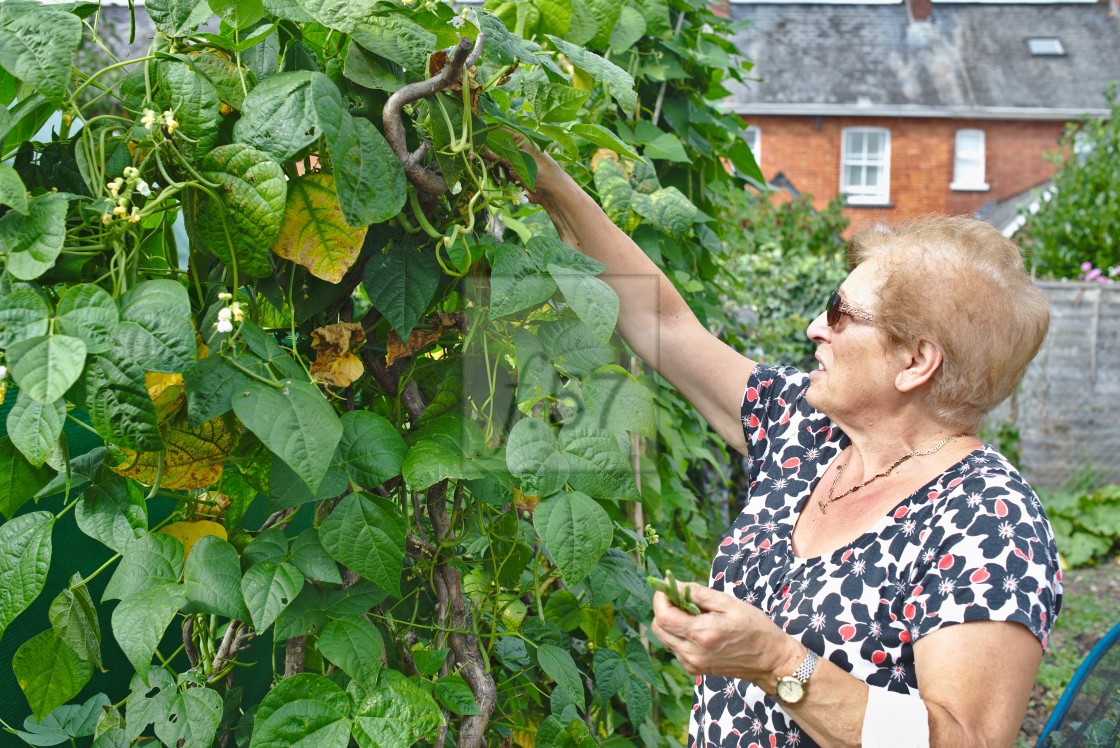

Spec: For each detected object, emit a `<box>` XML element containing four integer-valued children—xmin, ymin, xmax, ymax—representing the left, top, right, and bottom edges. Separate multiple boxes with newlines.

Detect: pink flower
<box><xmin>1081</xmin><ymin>261</ymin><xmax>1094</xmax><ymax>271</ymax></box>
<box><xmin>1086</xmin><ymin>268</ymin><xmax>1102</xmax><ymax>280</ymax></box>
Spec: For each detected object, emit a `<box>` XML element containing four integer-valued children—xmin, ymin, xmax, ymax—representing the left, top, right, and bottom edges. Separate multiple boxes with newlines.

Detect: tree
<box><xmin>1019</xmin><ymin>84</ymin><xmax>1120</xmax><ymax>280</ymax></box>
<box><xmin>0</xmin><ymin>0</ymin><xmax>758</xmax><ymax>744</ymax></box>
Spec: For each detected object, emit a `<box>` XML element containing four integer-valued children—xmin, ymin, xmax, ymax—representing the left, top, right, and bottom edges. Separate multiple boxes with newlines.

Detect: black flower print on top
<box><xmin>689</xmin><ymin>366</ymin><xmax>1062</xmax><ymax>748</ymax></box>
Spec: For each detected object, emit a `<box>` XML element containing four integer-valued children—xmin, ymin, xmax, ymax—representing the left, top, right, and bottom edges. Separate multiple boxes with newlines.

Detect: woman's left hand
<box><xmin>650</xmin><ymin>583</ymin><xmax>803</xmax><ymax>690</ymax></box>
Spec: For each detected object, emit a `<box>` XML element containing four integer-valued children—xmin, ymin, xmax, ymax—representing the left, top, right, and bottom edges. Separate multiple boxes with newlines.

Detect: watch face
<box><xmin>776</xmin><ymin>677</ymin><xmax>804</xmax><ymax>704</ymax></box>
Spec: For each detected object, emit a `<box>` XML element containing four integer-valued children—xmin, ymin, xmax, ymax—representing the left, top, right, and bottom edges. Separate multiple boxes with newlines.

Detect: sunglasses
<box><xmin>826</xmin><ymin>291</ymin><xmax>878</xmax><ymax>327</ymax></box>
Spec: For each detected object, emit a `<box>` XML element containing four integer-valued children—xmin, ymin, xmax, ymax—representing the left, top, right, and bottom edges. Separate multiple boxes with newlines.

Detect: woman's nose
<box><xmin>806</xmin><ymin>310</ymin><xmax>830</xmax><ymax>343</ymax></box>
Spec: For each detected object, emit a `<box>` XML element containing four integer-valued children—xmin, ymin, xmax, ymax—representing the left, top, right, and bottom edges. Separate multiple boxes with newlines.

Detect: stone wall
<box><xmin>1000</xmin><ymin>281</ymin><xmax>1120</xmax><ymax>489</ymax></box>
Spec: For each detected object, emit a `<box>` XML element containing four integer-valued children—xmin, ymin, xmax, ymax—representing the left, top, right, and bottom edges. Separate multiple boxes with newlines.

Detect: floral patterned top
<box><xmin>689</xmin><ymin>365</ymin><xmax>1062</xmax><ymax>748</ymax></box>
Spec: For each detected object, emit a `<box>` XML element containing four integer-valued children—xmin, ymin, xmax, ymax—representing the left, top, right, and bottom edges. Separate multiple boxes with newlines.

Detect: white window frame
<box><xmin>744</xmin><ymin>126</ymin><xmax>761</xmax><ymax>168</ymax></box>
<box><xmin>951</xmin><ymin>128</ymin><xmax>989</xmax><ymax>191</ymax></box>
<box><xmin>840</xmin><ymin>127</ymin><xmax>891</xmax><ymax>206</ymax></box>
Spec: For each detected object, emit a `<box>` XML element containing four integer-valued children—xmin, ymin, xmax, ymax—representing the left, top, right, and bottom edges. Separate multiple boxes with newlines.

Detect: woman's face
<box><xmin>804</xmin><ymin>257</ymin><xmax>903</xmax><ymax>421</ymax></box>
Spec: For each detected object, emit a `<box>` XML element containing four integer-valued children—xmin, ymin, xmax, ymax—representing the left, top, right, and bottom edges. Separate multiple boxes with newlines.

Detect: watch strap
<box><xmin>791</xmin><ymin>649</ymin><xmax>818</xmax><ymax>684</ymax></box>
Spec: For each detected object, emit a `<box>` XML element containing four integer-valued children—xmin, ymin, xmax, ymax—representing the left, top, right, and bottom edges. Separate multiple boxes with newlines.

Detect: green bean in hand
<box><xmin>648</xmin><ymin>570</ymin><xmax>702</xmax><ymax>615</ymax></box>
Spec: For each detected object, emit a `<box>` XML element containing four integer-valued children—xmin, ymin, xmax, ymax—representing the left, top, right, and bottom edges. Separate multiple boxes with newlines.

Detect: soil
<box><xmin>1017</xmin><ymin>563</ymin><xmax>1120</xmax><ymax>745</ymax></box>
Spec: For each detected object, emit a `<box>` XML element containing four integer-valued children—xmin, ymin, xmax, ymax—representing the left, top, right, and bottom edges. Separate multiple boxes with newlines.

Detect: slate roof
<box><xmin>726</xmin><ymin>3</ymin><xmax>1120</xmax><ymax>118</ymax></box>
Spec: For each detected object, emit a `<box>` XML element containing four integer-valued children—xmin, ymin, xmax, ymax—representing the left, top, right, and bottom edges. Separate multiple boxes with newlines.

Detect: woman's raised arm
<box><xmin>525</xmin><ymin>146</ymin><xmax>757</xmax><ymax>453</ymax></box>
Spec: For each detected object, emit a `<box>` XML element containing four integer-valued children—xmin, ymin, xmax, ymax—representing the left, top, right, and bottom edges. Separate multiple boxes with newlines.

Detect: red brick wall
<box><xmin>743</xmin><ymin>115</ymin><xmax>1065</xmax><ymax>232</ymax></box>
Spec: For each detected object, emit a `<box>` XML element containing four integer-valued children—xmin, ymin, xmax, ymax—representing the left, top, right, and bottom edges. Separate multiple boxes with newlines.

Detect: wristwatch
<box><xmin>775</xmin><ymin>649</ymin><xmax>818</xmax><ymax>704</ymax></box>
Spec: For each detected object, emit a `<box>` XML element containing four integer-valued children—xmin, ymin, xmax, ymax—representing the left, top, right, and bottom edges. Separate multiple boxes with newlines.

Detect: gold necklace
<box><xmin>818</xmin><ymin>434</ymin><xmax>968</xmax><ymax>515</ymax></box>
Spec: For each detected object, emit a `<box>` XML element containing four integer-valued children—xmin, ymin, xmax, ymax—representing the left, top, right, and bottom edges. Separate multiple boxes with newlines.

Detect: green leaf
<box><xmin>7</xmin><ymin>390</ymin><xmax>64</xmax><ymax>467</ymax></box>
<box><xmin>580</xmin><ymin>366</ymin><xmax>655</xmax><ymax>437</ymax></box>
<box><xmin>631</xmin><ymin>187</ymin><xmax>697</xmax><ymax>239</ymax></box>
<box><xmin>0</xmin><ymin>188</ymin><xmax>67</xmax><ymax>280</ymax></box>
<box><xmin>350</xmin><ymin>16</ymin><xmax>436</xmax><ymax>74</ymax></box>
<box><xmin>350</xmin><ymin>670</ymin><xmax>443</xmax><ymax>747</ymax></box>
<box><xmin>401</xmin><ymin>414</ymin><xmax>484</xmax><ymax>490</ymax></box>
<box><xmin>241</xmin><ymin>560</ymin><xmax>304</xmax><ymax>631</ymax></box>
<box><xmin>0</xmin><ymin>511</ymin><xmax>53</xmax><ymax>640</ymax></box>
<box><xmin>145</xmin><ymin>0</ymin><xmax>212</xmax><ymax>35</ymax></box>
<box><xmin>513</xmin><ymin>328</ymin><xmax>562</xmax><ymax>406</ymax></box>
<box><xmin>488</xmin><ymin>243</ymin><xmax>556</xmax><ymax>319</ymax></box>
<box><xmin>119</xmin><ymin>279</ymin><xmax>190</xmax><ymax>320</ymax></box>
<box><xmin>591</xmin><ymin>647</ymin><xmax>625</xmax><ymax>698</ymax></box>
<box><xmin>159</xmin><ymin>59</ymin><xmax>221</xmax><ymax>158</ymax></box>
<box><xmin>183</xmin><ymin>354</ymin><xmax>254</xmax><ymax>426</ymax></box>
<box><xmin>84</xmin><ymin>352</ymin><xmax>163</xmax><ymax>452</ymax></box>
<box><xmin>316</xmin><ymin>616</ymin><xmax>382</xmax><ymax>687</ymax></box>
<box><xmin>560</xmin><ymin>425</ymin><xmax>638</xmax><ymax>500</ymax></box>
<box><xmin>0</xmin><ymin>434</ymin><xmax>49</xmax><ymax>517</ymax></box>
<box><xmin>546</xmin><ymin>36</ymin><xmax>636</xmax><ymax>113</ymax></box>
<box><xmin>608</xmin><ymin>4</ymin><xmax>645</xmax><ymax>52</ymax></box>
<box><xmin>13</xmin><ymin>692</ymin><xmax>108</xmax><ymax>746</ymax></box>
<box><xmin>242</xmin><ymin>527</ymin><xmax>288</xmax><ymax>567</ymax></box>
<box><xmin>103</xmin><ymin>533</ymin><xmax>184</xmax><ymax>602</ymax></box>
<box><xmin>0</xmin><ymin>162</ymin><xmax>27</xmax><ymax>214</ymax></box>
<box><xmin>112</xmin><ymin>317</ymin><xmax>196</xmax><ymax>374</ymax></box>
<box><xmin>362</xmin><ymin>240</ymin><xmax>441</xmax><ymax>339</ymax></box>
<box><xmin>434</xmin><ymin>674</ymin><xmax>481</xmax><ymax>716</ymax></box>
<box><xmin>534</xmin><ymin>491</ymin><xmax>612</xmax><ymax>585</ymax></box>
<box><xmin>342</xmin><ymin>39</ymin><xmax>404</xmax><ymax>92</ymax></box>
<box><xmin>123</xmin><ymin>669</ymin><xmax>174</xmax><ymax>742</ymax></box>
<box><xmin>154</xmin><ymin>686</ymin><xmax>223</xmax><ymax>748</ymax></box>
<box><xmin>297</xmin><ymin>0</ymin><xmax>378</xmax><ymax>32</ymax></box>
<box><xmin>338</xmin><ymin>411</ymin><xmax>406</xmax><ymax>489</ymax></box>
<box><xmin>189</xmin><ymin>144</ymin><xmax>287</xmax><ymax>278</ymax></box>
<box><xmin>523</xmin><ymin>81</ymin><xmax>588</xmax><ymax>124</ymax></box>
<box><xmin>0</xmin><ymin>279</ymin><xmax>49</xmax><ymax>348</ymax></box>
<box><xmin>569</xmin><ymin>123</ymin><xmax>641</xmax><ymax>160</ymax></box>
<box><xmin>55</xmin><ymin>284</ymin><xmax>119</xmax><ymax>355</ymax></box>
<box><xmin>0</xmin><ymin>9</ymin><xmax>81</xmax><ymax>104</ymax></box>
<box><xmin>233</xmin><ymin>71</ymin><xmax>346</xmax><ymax>161</ymax></box>
<box><xmin>319</xmin><ymin>493</ymin><xmax>405</xmax><ymax>597</ymax></box>
<box><xmin>250</xmin><ymin>673</ymin><xmax>351</xmax><ymax>748</ymax></box>
<box><xmin>331</xmin><ymin>114</ymin><xmax>407</xmax><ymax>228</ymax></box>
<box><xmin>6</xmin><ymin>334</ymin><xmax>86</xmax><ymax>405</ymax></box>
<box><xmin>232</xmin><ymin>378</ymin><xmax>344</xmax><ymax>494</ymax></box>
<box><xmin>642</xmin><ymin>131</ymin><xmax>690</xmax><ymax>163</ymax></box>
<box><xmin>547</xmin><ymin>266</ymin><xmax>618</xmax><ymax>343</ymax></box>
<box><xmin>110</xmin><ymin>583</ymin><xmax>186</xmax><ymax>673</ymax></box>
<box><xmin>49</xmin><ymin>574</ymin><xmax>102</xmax><ymax>669</ymax></box>
<box><xmin>261</xmin><ymin>0</ymin><xmax>314</xmax><ymax>23</ymax></box>
<box><xmin>506</xmin><ymin>417</ymin><xmax>568</xmax><ymax>498</ymax></box>
<box><xmin>484</xmin><ymin>129</ymin><xmax>536</xmax><ymax>191</ymax></box>
<box><xmin>184</xmin><ymin>535</ymin><xmax>249</xmax><ymax>620</ymax></box>
<box><xmin>538</xmin><ymin>318</ymin><xmax>614</xmax><ymax>378</ymax></box>
<box><xmin>273</xmin><ymin>173</ymin><xmax>368</xmax><ymax>283</ymax></box>
<box><xmin>208</xmin><ymin>0</ymin><xmax>265</xmax><ymax>29</ymax></box>
<box><xmin>290</xmin><ymin>528</ymin><xmax>342</xmax><ymax>584</ymax></box>
<box><xmin>410</xmin><ymin>648</ymin><xmax>448</xmax><ymax>677</ymax></box>
<box><xmin>13</xmin><ymin>630</ymin><xmax>92</xmax><ymax>721</ymax></box>
<box><xmin>537</xmin><ymin>643</ymin><xmax>585</xmax><ymax>711</ymax></box>
<box><xmin>74</xmin><ymin>474</ymin><xmax>147</xmax><ymax>554</ymax></box>
<box><xmin>544</xmin><ymin>589</ymin><xmax>583</xmax><ymax>631</ymax></box>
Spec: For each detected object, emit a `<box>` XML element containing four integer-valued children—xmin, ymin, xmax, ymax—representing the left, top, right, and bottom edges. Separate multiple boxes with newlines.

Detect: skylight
<box><xmin>1028</xmin><ymin>38</ymin><xmax>1066</xmax><ymax>56</ymax></box>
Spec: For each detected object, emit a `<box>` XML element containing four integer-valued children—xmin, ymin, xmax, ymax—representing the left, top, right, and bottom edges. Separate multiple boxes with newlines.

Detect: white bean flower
<box><xmin>215</xmin><ymin>318</ymin><xmax>234</xmax><ymax>334</ymax></box>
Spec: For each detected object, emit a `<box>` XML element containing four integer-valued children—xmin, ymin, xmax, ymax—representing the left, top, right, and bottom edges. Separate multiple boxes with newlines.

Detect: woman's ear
<box><xmin>895</xmin><ymin>338</ymin><xmax>942</xmax><ymax>393</ymax></box>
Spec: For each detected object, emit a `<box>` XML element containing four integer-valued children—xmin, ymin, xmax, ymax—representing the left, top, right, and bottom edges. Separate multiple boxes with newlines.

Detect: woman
<box><xmin>522</xmin><ymin>146</ymin><xmax>1062</xmax><ymax>747</ymax></box>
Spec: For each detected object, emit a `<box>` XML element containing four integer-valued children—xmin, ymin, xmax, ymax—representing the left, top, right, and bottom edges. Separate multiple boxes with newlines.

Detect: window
<box><xmin>951</xmin><ymin>129</ymin><xmax>988</xmax><ymax>191</ymax></box>
<box><xmin>1028</xmin><ymin>37</ymin><xmax>1065</xmax><ymax>56</ymax></box>
<box><xmin>840</xmin><ymin>127</ymin><xmax>890</xmax><ymax>205</ymax></box>
<box><xmin>744</xmin><ymin>126</ymin><xmax>761</xmax><ymax>167</ymax></box>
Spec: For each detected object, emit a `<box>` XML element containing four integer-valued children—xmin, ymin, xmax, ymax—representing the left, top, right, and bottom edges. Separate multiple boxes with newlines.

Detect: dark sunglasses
<box><xmin>826</xmin><ymin>291</ymin><xmax>878</xmax><ymax>327</ymax></box>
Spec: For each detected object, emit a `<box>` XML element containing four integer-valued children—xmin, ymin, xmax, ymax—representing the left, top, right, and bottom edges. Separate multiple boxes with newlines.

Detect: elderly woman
<box><xmin>523</xmin><ymin>146</ymin><xmax>1062</xmax><ymax>747</ymax></box>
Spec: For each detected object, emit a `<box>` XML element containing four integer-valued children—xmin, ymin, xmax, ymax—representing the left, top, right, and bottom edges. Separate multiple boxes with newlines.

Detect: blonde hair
<box><xmin>847</xmin><ymin>216</ymin><xmax>1049</xmax><ymax>432</ymax></box>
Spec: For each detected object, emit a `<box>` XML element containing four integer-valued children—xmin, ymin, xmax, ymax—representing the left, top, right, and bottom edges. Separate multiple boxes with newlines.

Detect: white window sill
<box><xmin>844</xmin><ymin>195</ymin><xmax>892</xmax><ymax>207</ymax></box>
<box><xmin>950</xmin><ymin>182</ymin><xmax>991</xmax><ymax>192</ymax></box>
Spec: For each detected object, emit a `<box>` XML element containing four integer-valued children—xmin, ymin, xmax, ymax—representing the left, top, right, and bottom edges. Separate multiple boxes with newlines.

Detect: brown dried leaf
<box><xmin>384</xmin><ymin>312</ymin><xmax>465</xmax><ymax>366</ymax></box>
<box><xmin>311</xmin><ymin>322</ymin><xmax>366</xmax><ymax>387</ymax></box>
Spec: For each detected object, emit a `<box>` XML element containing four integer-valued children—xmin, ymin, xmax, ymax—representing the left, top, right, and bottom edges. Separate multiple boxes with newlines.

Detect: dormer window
<box><xmin>1028</xmin><ymin>37</ymin><xmax>1065</xmax><ymax>56</ymax></box>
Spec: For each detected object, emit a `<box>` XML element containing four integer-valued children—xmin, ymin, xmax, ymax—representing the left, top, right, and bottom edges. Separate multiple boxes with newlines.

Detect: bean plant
<box><xmin>0</xmin><ymin>0</ymin><xmax>759</xmax><ymax>744</ymax></box>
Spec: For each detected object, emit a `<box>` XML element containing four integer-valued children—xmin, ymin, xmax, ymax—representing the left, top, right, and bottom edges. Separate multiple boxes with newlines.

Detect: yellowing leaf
<box><xmin>273</xmin><ymin>173</ymin><xmax>368</xmax><ymax>283</ymax></box>
<box><xmin>114</xmin><ymin>418</ymin><xmax>236</xmax><ymax>490</ymax></box>
<box><xmin>146</xmin><ymin>372</ymin><xmax>185</xmax><ymax>422</ymax></box>
<box><xmin>310</xmin><ymin>322</ymin><xmax>365</xmax><ymax>387</ymax></box>
<box><xmin>160</xmin><ymin>520</ymin><xmax>227</xmax><ymax>559</ymax></box>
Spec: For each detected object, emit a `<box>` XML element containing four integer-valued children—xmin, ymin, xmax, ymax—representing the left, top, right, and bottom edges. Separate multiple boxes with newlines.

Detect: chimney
<box><xmin>907</xmin><ymin>0</ymin><xmax>932</xmax><ymax>22</ymax></box>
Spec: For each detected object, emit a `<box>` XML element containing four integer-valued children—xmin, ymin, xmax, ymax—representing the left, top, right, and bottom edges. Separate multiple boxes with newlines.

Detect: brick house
<box><xmin>723</xmin><ymin>0</ymin><xmax>1120</xmax><ymax>230</ymax></box>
